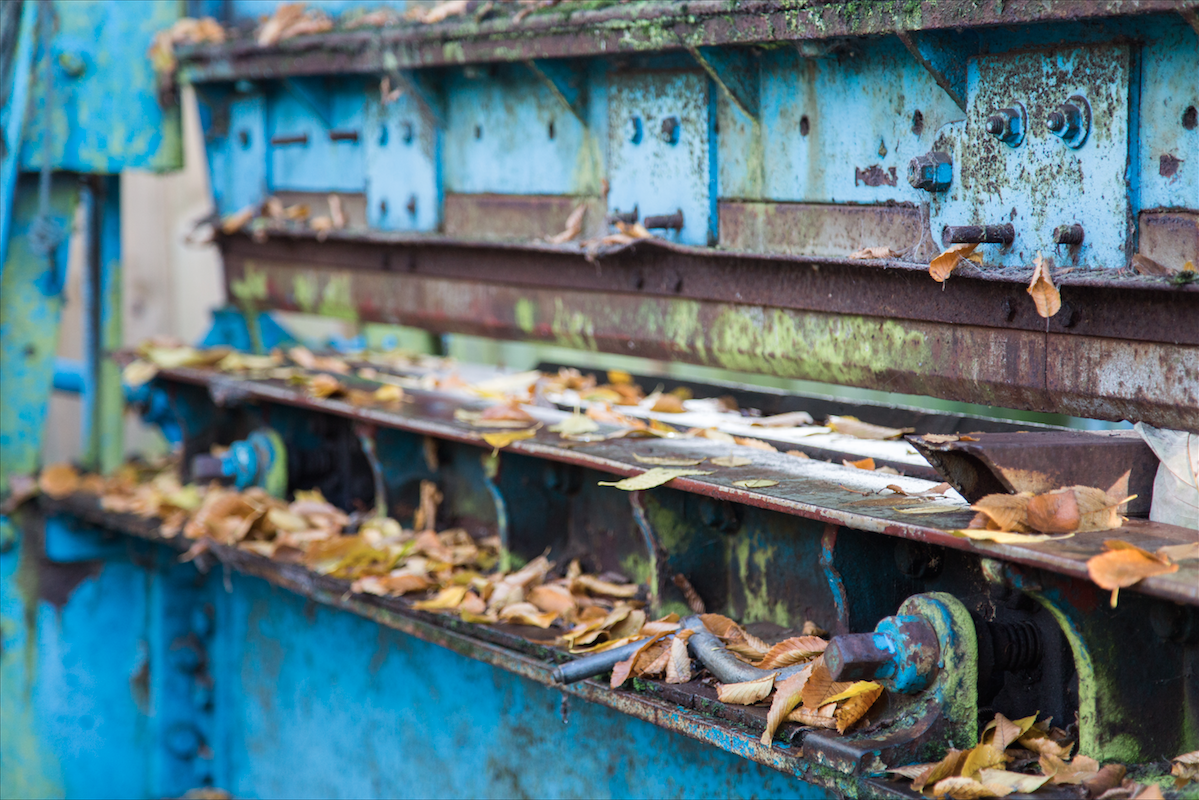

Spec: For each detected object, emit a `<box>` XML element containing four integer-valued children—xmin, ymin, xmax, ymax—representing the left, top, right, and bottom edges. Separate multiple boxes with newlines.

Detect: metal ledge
<box><xmin>147</xmin><ymin>365</ymin><xmax>1199</xmax><ymax>606</ymax></box>
<box><xmin>176</xmin><ymin>1</ymin><xmax>1189</xmax><ymax>83</ymax></box>
<box><xmin>35</xmin><ymin>494</ymin><xmax>916</xmax><ymax>799</ymax></box>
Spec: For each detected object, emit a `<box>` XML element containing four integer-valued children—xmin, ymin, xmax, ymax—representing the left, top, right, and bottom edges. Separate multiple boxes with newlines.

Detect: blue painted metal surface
<box><xmin>269</xmin><ymin>79</ymin><xmax>366</xmax><ymax>193</ymax></box>
<box><xmin>364</xmin><ymin>85</ymin><xmax>441</xmax><ymax>231</ymax></box>
<box><xmin>0</xmin><ymin>1</ymin><xmax>40</xmax><ymax>275</ymax></box>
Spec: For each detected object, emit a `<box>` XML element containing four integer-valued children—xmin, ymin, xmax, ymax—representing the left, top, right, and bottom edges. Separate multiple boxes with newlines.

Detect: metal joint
<box><xmin>942</xmin><ymin>223</ymin><xmax>1014</xmax><ymax>246</ymax></box>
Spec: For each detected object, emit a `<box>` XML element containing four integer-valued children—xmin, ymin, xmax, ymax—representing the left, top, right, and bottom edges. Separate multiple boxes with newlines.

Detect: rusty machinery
<box><xmin>1</xmin><ymin>1</ymin><xmax>1197</xmax><ymax>797</ymax></box>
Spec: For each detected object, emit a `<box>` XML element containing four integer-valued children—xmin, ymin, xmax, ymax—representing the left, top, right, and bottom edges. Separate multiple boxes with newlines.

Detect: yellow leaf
<box><xmin>650</xmin><ymin>394</ymin><xmax>686</xmax><ymax>413</ymax></box>
<box><xmin>413</xmin><ymin>585</ymin><xmax>469</xmax><ymax>611</ymax></box>
<box><xmin>1027</xmin><ymin>251</ymin><xmax>1062</xmax><ymax>318</ymax></box>
<box><xmin>761</xmin><ymin>663</ymin><xmax>814</xmax><ymax>745</ymax></box>
<box><xmin>498</xmin><ymin>602</ymin><xmax>559</xmax><ymax>629</ymax></box>
<box><xmin>912</xmin><ymin>750</ymin><xmax>971</xmax><ymax>793</ymax></box>
<box><xmin>717</xmin><ymin>673</ymin><xmax>777</xmax><ymax>705</ymax></box>
<box><xmin>833</xmin><ymin>682</ymin><xmax>884</xmax><ymax>733</ymax></box>
<box><xmin>481</xmin><ymin>427</ymin><xmax>540</xmax><ymax>453</ymax></box>
<box><xmin>633</xmin><ymin>454</ymin><xmax>704</xmax><ymax>466</ymax></box>
<box><xmin>733</xmin><ymin>479</ymin><xmax>778</xmax><ymax>488</ymax></box>
<box><xmin>821</xmin><ymin>681</ymin><xmax>882</xmax><ymax>706</ymax></box>
<box><xmin>39</xmin><ymin>463</ymin><xmax>81</xmax><ymax>499</ymax></box>
<box><xmin>930</xmin><ymin>243</ymin><xmax>979</xmax><ymax>282</ymax></box>
<box><xmin>607</xmin><ymin>369</ymin><xmax>633</xmax><ymax>385</ymax></box>
<box><xmin>710</xmin><ymin>456</ymin><xmax>752</xmax><ymax>467</ymax></box>
<box><xmin>549</xmin><ymin>413</ymin><xmax>599</xmax><ymax>436</ymax></box>
<box><xmin>307</xmin><ymin>373</ymin><xmax>344</xmax><ymax>398</ymax></box>
<box><xmin>122</xmin><ymin>359</ymin><xmax>159</xmax><ymax>387</ymax></box>
<box><xmin>597</xmin><ymin>468</ymin><xmax>712</xmax><ymax>491</ymax></box>
<box><xmin>373</xmin><ymin>384</ymin><xmax>404</xmax><ymax>403</ymax></box>
<box><xmin>980</xmin><ymin>712</ymin><xmax>1038</xmax><ymax>750</ymax></box>
<box><xmin>828</xmin><ymin>415</ymin><xmax>913</xmax><ymax>440</ymax></box>
<box><xmin>960</xmin><ymin>744</ymin><xmax>1009</xmax><ymax>779</ymax></box>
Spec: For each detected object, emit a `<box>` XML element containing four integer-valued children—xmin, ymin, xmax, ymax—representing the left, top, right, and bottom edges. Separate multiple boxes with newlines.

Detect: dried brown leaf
<box><xmin>39</xmin><ymin>463</ymin><xmax>81</xmax><ymax>499</ymax></box>
<box><xmin>850</xmin><ymin>246</ymin><xmax>899</xmax><ymax>260</ymax></box>
<box><xmin>828</xmin><ymin>415</ymin><xmax>913</xmax><ymax>441</ymax></box>
<box><xmin>1027</xmin><ymin>251</ymin><xmax>1062</xmax><ymax>318</ymax></box>
<box><xmin>1040</xmin><ymin>753</ymin><xmax>1100</xmax><ymax>785</ymax></box>
<box><xmin>833</xmin><ymin>682</ymin><xmax>884</xmax><ymax>733</ymax></box>
<box><xmin>673</xmin><ymin>573</ymin><xmax>705</xmax><ymax>614</ymax></box>
<box><xmin>1172</xmin><ymin>750</ymin><xmax>1199</xmax><ymax>788</ymax></box>
<box><xmin>527</xmin><ymin>584</ymin><xmax>576</xmax><ymax>616</ymax></box>
<box><xmin>597</xmin><ymin>468</ymin><xmax>711</xmax><ymax>491</ymax></box>
<box><xmin>930</xmin><ymin>243</ymin><xmax>979</xmax><ymax>282</ymax></box>
<box><xmin>912</xmin><ymin>749</ymin><xmax>970</xmax><ymax>793</ymax></box>
<box><xmin>733</xmin><ymin>479</ymin><xmax>779</xmax><ymax>488</ymax></box>
<box><xmin>930</xmin><ymin>776</ymin><xmax>1002</xmax><ymax>799</ymax></box>
<box><xmin>755</xmin><ymin>636</ymin><xmax>828</xmax><ymax>670</ymax></box>
<box><xmin>571</xmin><ymin>573</ymin><xmax>639</xmax><ymax>598</ymax></box>
<box><xmin>709</xmin><ymin>456</ymin><xmax>752</xmax><ymax>468</ymax></box>
<box><xmin>632</xmin><ymin>454</ymin><xmax>703</xmax><ymax>467</ymax></box>
<box><xmin>970</xmin><ymin>493</ymin><xmax>1033</xmax><ymax>533</ymax></box>
<box><xmin>664</xmin><ymin>630</ymin><xmax>694</xmax><ymax>684</ymax></box>
<box><xmin>843</xmin><ymin>458</ymin><xmax>876</xmax><ymax>471</ymax></box>
<box><xmin>1087</xmin><ymin>541</ymin><xmax>1178</xmax><ymax>607</ymax></box>
<box><xmin>717</xmin><ymin>673</ymin><xmax>777</xmax><ymax>705</ymax></box>
<box><xmin>498</xmin><ymin>602</ymin><xmax>559</xmax><ymax>628</ymax></box>
<box><xmin>761</xmin><ymin>663</ymin><xmax>814</xmax><ymax>745</ymax></box>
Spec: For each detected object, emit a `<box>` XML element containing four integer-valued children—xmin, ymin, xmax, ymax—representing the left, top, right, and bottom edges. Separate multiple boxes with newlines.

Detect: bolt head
<box><xmin>908</xmin><ymin>151</ymin><xmax>953</xmax><ymax>192</ymax></box>
<box><xmin>1046</xmin><ymin>110</ymin><xmax>1066</xmax><ymax>134</ymax></box>
<box><xmin>986</xmin><ymin>116</ymin><xmax>1005</xmax><ymax>136</ymax></box>
<box><xmin>659</xmin><ymin>116</ymin><xmax>680</xmax><ymax>144</ymax></box>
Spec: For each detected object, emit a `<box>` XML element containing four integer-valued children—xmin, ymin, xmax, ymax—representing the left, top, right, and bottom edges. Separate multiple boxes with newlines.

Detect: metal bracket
<box><xmin>688</xmin><ymin>45</ymin><xmax>759</xmax><ymax>120</ymax></box>
<box><xmin>896</xmin><ymin>29</ymin><xmax>975</xmax><ymax>113</ymax></box>
<box><xmin>281</xmin><ymin>77</ymin><xmax>332</xmax><ymax>129</ymax></box>
<box><xmin>524</xmin><ymin>59</ymin><xmax>588</xmax><ymax>123</ymax></box>
<box><xmin>382</xmin><ymin>53</ymin><xmax>444</xmax><ymax>128</ymax></box>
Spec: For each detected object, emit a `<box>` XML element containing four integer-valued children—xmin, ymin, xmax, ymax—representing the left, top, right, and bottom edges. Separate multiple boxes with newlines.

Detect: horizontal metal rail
<box><xmin>147</xmin><ymin>365</ymin><xmax>1199</xmax><ymax>605</ymax></box>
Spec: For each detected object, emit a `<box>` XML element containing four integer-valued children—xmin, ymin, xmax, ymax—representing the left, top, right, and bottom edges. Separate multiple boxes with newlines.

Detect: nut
<box><xmin>907</xmin><ymin>151</ymin><xmax>953</xmax><ymax>192</ymax></box>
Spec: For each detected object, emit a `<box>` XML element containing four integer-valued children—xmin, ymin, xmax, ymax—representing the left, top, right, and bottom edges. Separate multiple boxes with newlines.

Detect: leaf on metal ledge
<box><xmin>733</xmin><ymin>479</ymin><xmax>779</xmax><ymax>488</ymax></box>
<box><xmin>597</xmin><ymin>468</ymin><xmax>712</xmax><ymax>491</ymax></box>
<box><xmin>717</xmin><ymin>673</ymin><xmax>777</xmax><ymax>705</ymax></box>
<box><xmin>1027</xmin><ymin>251</ymin><xmax>1062</xmax><ymax>318</ymax></box>
<box><xmin>633</xmin><ymin>454</ymin><xmax>704</xmax><ymax>466</ymax></box>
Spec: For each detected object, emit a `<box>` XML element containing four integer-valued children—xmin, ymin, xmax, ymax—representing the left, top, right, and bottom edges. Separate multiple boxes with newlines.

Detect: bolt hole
<box><xmin>474</xmin><ymin>125</ymin><xmax>482</xmax><ymax>140</ymax></box>
<box><xmin>634</xmin><ymin>275</ymin><xmax>645</xmax><ymax>290</ymax></box>
<box><xmin>379</xmin><ymin>199</ymin><xmax>388</xmax><ymax>215</ymax></box>
<box><xmin>799</xmin><ymin>115</ymin><xmax>810</xmax><ymax>137</ymax></box>
<box><xmin>238</xmin><ymin>129</ymin><xmax>250</xmax><ymax>148</ymax></box>
<box><xmin>548</xmin><ymin>120</ymin><xmax>555</xmax><ymax>140</ymax></box>
<box><xmin>911</xmin><ymin>110</ymin><xmax>924</xmax><ymax>136</ymax></box>
<box><xmin>1184</xmin><ymin>105</ymin><xmax>1198</xmax><ymax>131</ymax></box>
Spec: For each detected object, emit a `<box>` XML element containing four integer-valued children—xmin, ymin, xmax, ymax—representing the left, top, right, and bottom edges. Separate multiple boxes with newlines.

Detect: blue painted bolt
<box><xmin>985</xmin><ymin>105</ymin><xmax>1025</xmax><ymax>146</ymax></box>
<box><xmin>907</xmin><ymin>151</ymin><xmax>953</xmax><ymax>192</ymax></box>
<box><xmin>165</xmin><ymin>723</ymin><xmax>202</xmax><ymax>759</ymax></box>
<box><xmin>824</xmin><ymin>614</ymin><xmax>940</xmax><ymax>693</ymax></box>
<box><xmin>627</xmin><ymin>116</ymin><xmax>643</xmax><ymax>144</ymax></box>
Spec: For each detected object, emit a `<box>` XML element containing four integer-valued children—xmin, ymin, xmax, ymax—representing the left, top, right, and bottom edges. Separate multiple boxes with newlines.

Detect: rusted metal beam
<box><xmin>145</xmin><ymin>365</ymin><xmax>1199</xmax><ymax>605</ymax></box>
<box><xmin>176</xmin><ymin>1</ymin><xmax>1187</xmax><ymax>84</ymax></box>
<box><xmin>219</xmin><ymin>238</ymin><xmax>1199</xmax><ymax>429</ymax></box>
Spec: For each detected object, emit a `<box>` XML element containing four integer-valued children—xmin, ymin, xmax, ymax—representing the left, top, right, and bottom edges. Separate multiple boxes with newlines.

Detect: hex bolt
<box><xmin>985</xmin><ymin>104</ymin><xmax>1025</xmax><ymax>146</ymax></box>
<box><xmin>1046</xmin><ymin>95</ymin><xmax>1091</xmax><ymax>148</ymax></box>
<box><xmin>1053</xmin><ymin>224</ymin><xmax>1084</xmax><ymax>245</ymax></box>
<box><xmin>659</xmin><ymin>116</ymin><xmax>680</xmax><ymax>144</ymax></box>
<box><xmin>907</xmin><ymin>151</ymin><xmax>953</xmax><ymax>192</ymax></box>
<box><xmin>606</xmin><ymin>205</ymin><xmax>639</xmax><ymax>226</ymax></box>
<box><xmin>825</xmin><ymin>615</ymin><xmax>941</xmax><ymax>693</ymax></box>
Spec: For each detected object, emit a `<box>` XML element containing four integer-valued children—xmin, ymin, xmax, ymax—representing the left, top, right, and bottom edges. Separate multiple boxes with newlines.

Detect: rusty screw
<box><xmin>825</xmin><ymin>614</ymin><xmax>941</xmax><ymax>693</ymax></box>
<box><xmin>907</xmin><ymin>151</ymin><xmax>953</xmax><ymax>192</ymax></box>
<box><xmin>643</xmin><ymin>209</ymin><xmax>684</xmax><ymax>230</ymax></box>
<box><xmin>941</xmin><ymin>224</ymin><xmax>1015</xmax><ymax>246</ymax></box>
<box><xmin>1053</xmin><ymin>224</ymin><xmax>1084</xmax><ymax>245</ymax></box>
<box><xmin>660</xmin><ymin>116</ymin><xmax>680</xmax><ymax>145</ymax></box>
<box><xmin>985</xmin><ymin>104</ymin><xmax>1025</xmax><ymax>146</ymax></box>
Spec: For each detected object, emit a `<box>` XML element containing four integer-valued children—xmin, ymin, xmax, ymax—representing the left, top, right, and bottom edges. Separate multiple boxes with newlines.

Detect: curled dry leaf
<box><xmin>597</xmin><ymin>468</ymin><xmax>712</xmax><ymax>491</ymax></box>
<box><xmin>843</xmin><ymin>458</ymin><xmax>876</xmax><ymax>471</ymax></box>
<box><xmin>980</xmin><ymin>712</ymin><xmax>1038</xmax><ymax>751</ymax></box>
<box><xmin>498</xmin><ymin>602</ymin><xmax>559</xmax><ymax>629</ymax></box>
<box><xmin>610</xmin><ymin>632</ymin><xmax>669</xmax><ymax>688</ymax></box>
<box><xmin>930</xmin><ymin>776</ymin><xmax>1001</xmax><ymax>799</ymax></box>
<box><xmin>39</xmin><ymin>463</ymin><xmax>81</xmax><ymax>499</ymax></box>
<box><xmin>952</xmin><ymin>529</ymin><xmax>1074</xmax><ymax>545</ymax></box>
<box><xmin>969</xmin><ymin>494</ymin><xmax>1033</xmax><ymax>533</ymax></box>
<box><xmin>571</xmin><ymin>573</ymin><xmax>639</xmax><ymax>598</ymax></box>
<box><xmin>650</xmin><ymin>394</ymin><xmax>686</xmax><ymax>413</ymax></box>
<box><xmin>549</xmin><ymin>412</ymin><xmax>599</xmax><ymax>436</ymax></box>
<box><xmin>755</xmin><ymin>636</ymin><xmax>828</xmax><ymax>670</ymax></box>
<box><xmin>547</xmin><ymin>203</ymin><xmax>587</xmax><ymax>245</ymax></box>
<box><xmin>1087</xmin><ymin>540</ymin><xmax>1179</xmax><ymax>607</ymax></box>
<box><xmin>1172</xmin><ymin>750</ymin><xmax>1199</xmax><ymax>787</ymax></box>
<box><xmin>527</xmin><ymin>584</ymin><xmax>576</xmax><ymax>616</ymax></box>
<box><xmin>479</xmin><ymin>403</ymin><xmax>536</xmax><ymax>424</ymax></box>
<box><xmin>413</xmin><ymin>584</ymin><xmax>469</xmax><ymax>611</ymax></box>
<box><xmin>912</xmin><ymin>749</ymin><xmax>971</xmax><ymax>793</ymax></box>
<box><xmin>930</xmin><ymin>242</ymin><xmax>980</xmax><ymax>283</ymax></box>
<box><xmin>1027</xmin><ymin>251</ymin><xmax>1062</xmax><ymax>318</ymax></box>
<box><xmin>828</xmin><ymin>415</ymin><xmax>913</xmax><ymax>441</ymax></box>
<box><xmin>733</xmin><ymin>436</ymin><xmax>777</xmax><ymax>452</ymax></box>
<box><xmin>717</xmin><ymin>673</ymin><xmax>777</xmax><ymax>705</ymax></box>
<box><xmin>710</xmin><ymin>456</ymin><xmax>751</xmax><ymax>468</ymax></box>
<box><xmin>1040</xmin><ymin>753</ymin><xmax>1100</xmax><ymax>785</ymax></box>
<box><xmin>1083</xmin><ymin>765</ymin><xmax>1128</xmax><ymax>797</ymax></box>
<box><xmin>673</xmin><ymin>573</ymin><xmax>706</xmax><ymax>614</ymax></box>
<box><xmin>761</xmin><ymin>663</ymin><xmax>814</xmax><ymax>745</ymax></box>
<box><xmin>831</xmin><ymin>682</ymin><xmax>884</xmax><ymax>733</ymax></box>
<box><xmin>221</xmin><ymin>205</ymin><xmax>256</xmax><ymax>234</ymax></box>
<box><xmin>307</xmin><ymin>373</ymin><xmax>344</xmax><ymax>399</ymax></box>
<box><xmin>977</xmin><ymin>769</ymin><xmax>1050</xmax><ymax>795</ymax></box>
<box><xmin>664</xmin><ymin>629</ymin><xmax>694</xmax><ymax>684</ymax></box>
<box><xmin>753</xmin><ymin>411</ymin><xmax>816</xmax><ymax>427</ymax></box>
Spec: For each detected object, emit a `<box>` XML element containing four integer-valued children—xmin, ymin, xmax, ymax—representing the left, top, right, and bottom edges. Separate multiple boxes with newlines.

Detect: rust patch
<box><xmin>1159</xmin><ymin>153</ymin><xmax>1183</xmax><ymax>178</ymax></box>
<box><xmin>854</xmin><ymin>165</ymin><xmax>897</xmax><ymax>187</ymax></box>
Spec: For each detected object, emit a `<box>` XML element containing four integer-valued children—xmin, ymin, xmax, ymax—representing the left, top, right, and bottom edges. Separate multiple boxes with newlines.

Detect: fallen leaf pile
<box><xmin>890</xmin><ymin>712</ymin><xmax>1182</xmax><ymax>800</ymax></box>
<box><xmin>961</xmin><ymin>472</ymin><xmax>1136</xmax><ymax>540</ymax></box>
<box><xmin>256</xmin><ymin>3</ymin><xmax>333</xmax><ymax>46</ymax></box>
<box><xmin>220</xmin><ymin>192</ymin><xmax>349</xmax><ymax>241</ymax></box>
<box><xmin>149</xmin><ymin>17</ymin><xmax>225</xmax><ymax>74</ymax></box>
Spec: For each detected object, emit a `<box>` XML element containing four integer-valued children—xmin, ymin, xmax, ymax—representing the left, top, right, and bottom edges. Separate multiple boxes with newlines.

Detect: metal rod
<box><xmin>329</xmin><ymin>130</ymin><xmax>359</xmax><ymax>143</ymax></box>
<box><xmin>1053</xmin><ymin>224</ymin><xmax>1084</xmax><ymax>245</ymax></box>
<box><xmin>553</xmin><ymin>640</ymin><xmax>646</xmax><ymax>684</ymax></box>
<box><xmin>941</xmin><ymin>224</ymin><xmax>1015</xmax><ymax>245</ymax></box>
<box><xmin>643</xmin><ymin>210</ymin><xmax>684</xmax><ymax>231</ymax></box>
<box><xmin>271</xmin><ymin>133</ymin><xmax>309</xmax><ymax>146</ymax></box>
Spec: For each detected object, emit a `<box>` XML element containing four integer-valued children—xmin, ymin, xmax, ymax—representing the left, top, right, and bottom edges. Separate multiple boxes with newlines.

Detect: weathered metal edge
<box><xmin>176</xmin><ymin>0</ymin><xmax>1191</xmax><ymax>82</ymax></box>
<box><xmin>151</xmin><ymin>366</ymin><xmax>1199</xmax><ymax>606</ymax></box>
<box><xmin>218</xmin><ymin>232</ymin><xmax>1199</xmax><ymax>346</ymax></box>
<box><xmin>35</xmin><ymin>495</ymin><xmax>904</xmax><ymax>798</ymax></box>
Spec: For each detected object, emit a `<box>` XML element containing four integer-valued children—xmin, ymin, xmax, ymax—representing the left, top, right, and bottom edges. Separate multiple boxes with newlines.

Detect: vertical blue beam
<box><xmin>0</xmin><ymin>1</ymin><xmax>40</xmax><ymax>276</ymax></box>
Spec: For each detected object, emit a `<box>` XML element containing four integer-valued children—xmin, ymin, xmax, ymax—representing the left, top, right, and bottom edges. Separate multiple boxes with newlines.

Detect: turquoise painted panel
<box><xmin>206</xmin><ymin>91</ymin><xmax>268</xmax><ymax>215</ymax></box>
<box><xmin>268</xmin><ymin>79</ymin><xmax>367</xmax><ymax>193</ymax></box>
<box><xmin>1137</xmin><ymin>23</ymin><xmax>1199</xmax><ymax>211</ymax></box>
<box><xmin>608</xmin><ymin>70</ymin><xmax>715</xmax><ymax>246</ymax></box>
<box><xmin>0</xmin><ymin>176</ymin><xmax>78</xmax><ymax>491</ymax></box>
<box><xmin>218</xmin><ymin>572</ymin><xmax>828</xmax><ymax>799</ymax></box>
<box><xmin>732</xmin><ymin>41</ymin><xmax>961</xmax><ymax>205</ymax></box>
<box><xmin>444</xmin><ymin>64</ymin><xmax>590</xmax><ymax>196</ymax></box>
<box><xmin>364</xmin><ymin>89</ymin><xmax>441</xmax><ymax>231</ymax></box>
<box><xmin>19</xmin><ymin>0</ymin><xmax>182</xmax><ymax>174</ymax></box>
